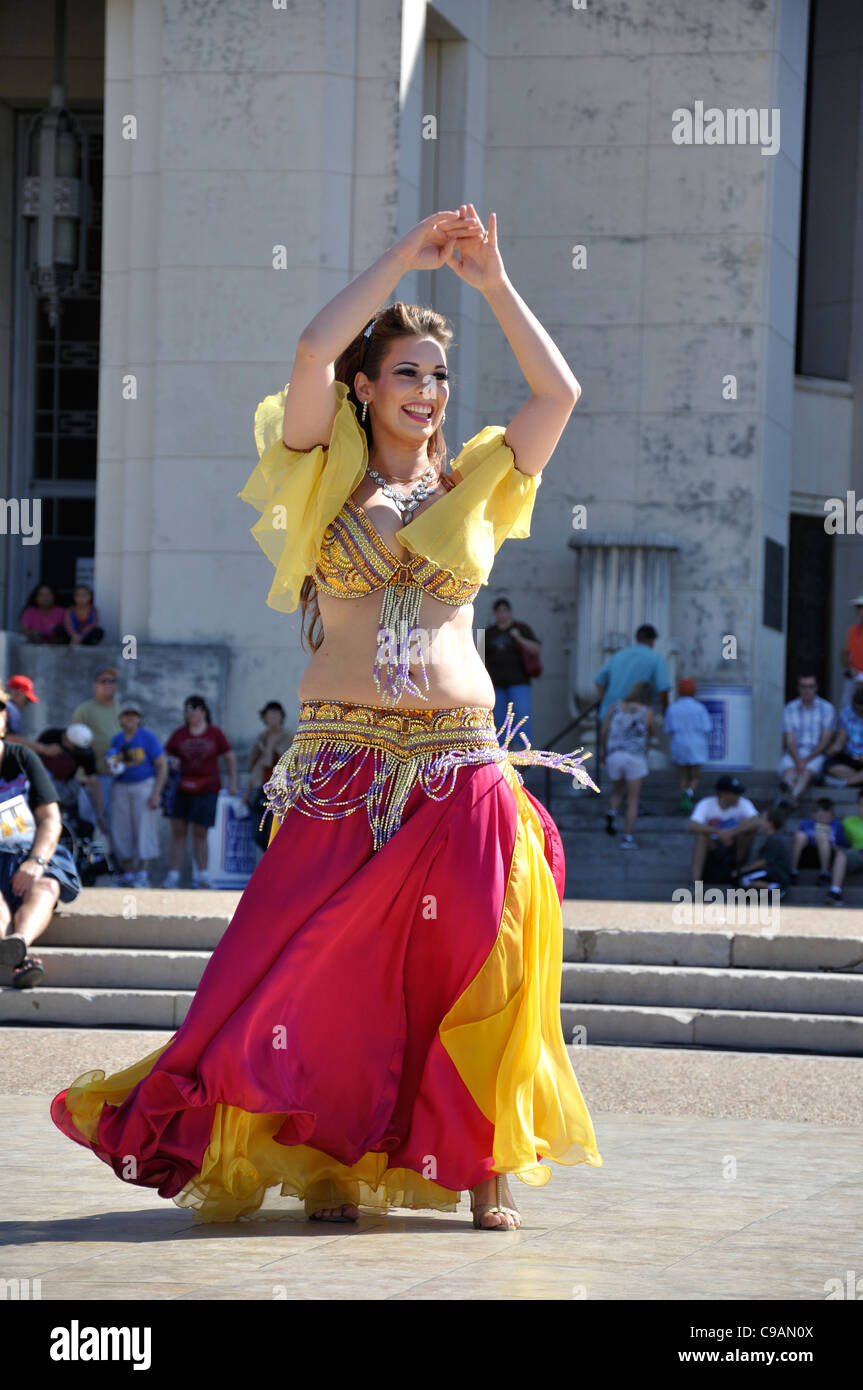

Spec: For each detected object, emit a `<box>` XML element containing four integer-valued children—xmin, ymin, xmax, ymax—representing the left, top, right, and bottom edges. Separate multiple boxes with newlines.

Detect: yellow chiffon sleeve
<box><xmin>395</xmin><ymin>426</ymin><xmax>541</xmax><ymax>586</ymax></box>
<box><xmin>238</xmin><ymin>379</ymin><xmax>367</xmax><ymax>613</ymax></box>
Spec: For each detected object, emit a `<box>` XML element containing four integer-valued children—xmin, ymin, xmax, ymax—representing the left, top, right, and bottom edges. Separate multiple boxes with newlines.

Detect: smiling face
<box><xmin>355</xmin><ymin>335</ymin><xmax>449</xmax><ymax>451</ymax></box>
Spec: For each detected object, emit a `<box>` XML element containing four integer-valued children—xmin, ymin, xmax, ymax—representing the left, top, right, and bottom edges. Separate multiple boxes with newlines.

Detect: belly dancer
<box><xmin>51</xmin><ymin>204</ymin><xmax>602</xmax><ymax>1229</ymax></box>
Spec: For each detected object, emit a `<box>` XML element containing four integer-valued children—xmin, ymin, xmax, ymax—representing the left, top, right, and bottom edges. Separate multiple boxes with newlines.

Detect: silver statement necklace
<box><xmin>365</xmin><ymin>462</ymin><xmax>438</xmax><ymax>523</ymax></box>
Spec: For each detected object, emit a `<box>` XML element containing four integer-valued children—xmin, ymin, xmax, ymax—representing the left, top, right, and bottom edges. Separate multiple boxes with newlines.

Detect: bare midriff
<box><xmin>296</xmin><ymin>480</ymin><xmax>496</xmax><ymax>712</ymax></box>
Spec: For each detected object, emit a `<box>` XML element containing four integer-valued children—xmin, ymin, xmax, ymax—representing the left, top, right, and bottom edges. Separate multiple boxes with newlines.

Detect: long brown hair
<box><xmin>298</xmin><ymin>301</ymin><xmax>454</xmax><ymax>653</ymax></box>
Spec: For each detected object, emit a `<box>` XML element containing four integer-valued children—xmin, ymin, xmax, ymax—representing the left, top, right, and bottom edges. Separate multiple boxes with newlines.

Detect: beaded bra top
<box><xmin>240</xmin><ymin>378</ymin><xmax>543</xmax><ymax>706</ymax></box>
<box><xmin>313</xmin><ymin>478</ymin><xmax>480</xmax><ymax>703</ymax></box>
<box><xmin>313</xmin><ymin>481</ymin><xmax>480</xmax><ymax>605</ymax></box>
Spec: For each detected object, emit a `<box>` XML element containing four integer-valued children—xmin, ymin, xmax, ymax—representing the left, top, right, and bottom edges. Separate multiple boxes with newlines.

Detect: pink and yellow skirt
<box><xmin>50</xmin><ymin>700</ymin><xmax>602</xmax><ymax>1221</ymax></box>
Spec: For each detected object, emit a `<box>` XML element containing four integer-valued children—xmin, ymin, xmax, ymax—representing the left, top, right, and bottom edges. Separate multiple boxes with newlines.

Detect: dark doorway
<box><xmin>786</xmin><ymin>514</ymin><xmax>833</xmax><ymax>701</ymax></box>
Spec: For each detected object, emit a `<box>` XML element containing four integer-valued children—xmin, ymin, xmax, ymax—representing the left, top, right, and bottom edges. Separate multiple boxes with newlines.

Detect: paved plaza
<box><xmin>1</xmin><ymin>1029</ymin><xmax>861</xmax><ymax>1301</ymax></box>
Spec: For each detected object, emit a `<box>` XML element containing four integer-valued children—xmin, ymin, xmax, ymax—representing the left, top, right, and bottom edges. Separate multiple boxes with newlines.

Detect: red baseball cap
<box><xmin>6</xmin><ymin>675</ymin><xmax>39</xmax><ymax>703</ymax></box>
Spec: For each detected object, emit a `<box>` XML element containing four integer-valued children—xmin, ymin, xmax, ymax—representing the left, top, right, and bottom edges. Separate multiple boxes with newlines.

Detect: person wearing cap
<box><xmin>840</xmin><ymin>593</ymin><xmax>863</xmax><ymax>708</ymax></box>
<box><xmin>688</xmin><ymin>775</ymin><xmax>761</xmax><ymax>885</ymax></box>
<box><xmin>823</xmin><ymin>685</ymin><xmax>863</xmax><ymax>787</ymax></box>
<box><xmin>70</xmin><ymin>669</ymin><xmax>123</xmax><ymax>823</ymax></box>
<box><xmin>663</xmin><ymin>677</ymin><xmax>714</xmax><ymax>815</ymax></box>
<box><xmin>106</xmin><ymin>703</ymin><xmax>168</xmax><ymax>888</ymax></box>
<box><xmin>777</xmin><ymin>674</ymin><xmax>836</xmax><ymax>807</ymax></box>
<box><xmin>0</xmin><ymin>682</ymin><xmax>82</xmax><ymax>990</ymax></box>
<box><xmin>1</xmin><ymin>675</ymin><xmax>39</xmax><ymax>739</ymax></box>
<box><xmin>592</xmin><ymin>624</ymin><xmax>671</xmax><ymax>721</ymax></box>
<box><xmin>29</xmin><ymin>722</ymin><xmax>108</xmax><ymax>834</ymax></box>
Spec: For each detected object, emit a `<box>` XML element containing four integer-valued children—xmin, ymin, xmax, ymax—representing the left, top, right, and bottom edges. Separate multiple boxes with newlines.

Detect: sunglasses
<box><xmin>0</xmin><ymin>700</ymin><xmax>6</xmax><ymax>712</ymax></box>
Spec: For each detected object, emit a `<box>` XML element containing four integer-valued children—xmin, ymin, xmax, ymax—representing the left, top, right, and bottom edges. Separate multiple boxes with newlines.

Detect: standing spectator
<box><xmin>59</xmin><ymin>585</ymin><xmax>104</xmax><ymax>646</ymax></box>
<box><xmin>688</xmin><ymin>775</ymin><xmax>761</xmax><ymax>885</ymax></box>
<box><xmin>106</xmin><ymin>701</ymin><xmax>168</xmax><ymax>888</ymax></box>
<box><xmin>70</xmin><ymin>668</ymin><xmax>122</xmax><ymax>823</ymax></box>
<box><xmin>162</xmin><ymin>695</ymin><xmax>237</xmax><ymax>889</ymax></box>
<box><xmin>484</xmin><ymin>597</ymin><xmax>542</xmax><ymax>748</ymax></box>
<box><xmin>19</xmin><ymin>584</ymin><xmax>66</xmax><ymax>644</ymax></box>
<box><xmin>735</xmin><ymin>806</ymin><xmax>792</xmax><ymax>897</ymax></box>
<box><xmin>664</xmin><ymin>677</ymin><xmax>714</xmax><ymax>815</ymax></box>
<box><xmin>593</xmin><ymin>625</ymin><xmax>671</xmax><ymax>721</ymax></box>
<box><xmin>2</xmin><ymin>675</ymin><xmax>40</xmax><ymax>738</ymax></box>
<box><xmin>242</xmin><ymin>701</ymin><xmax>293</xmax><ymax>847</ymax></box>
<box><xmin>791</xmin><ymin>797</ymin><xmax>847</xmax><ymax>893</ymax></box>
<box><xmin>0</xmin><ymin>683</ymin><xmax>82</xmax><ymax>990</ymax></box>
<box><xmin>600</xmin><ymin>680</ymin><xmax>655</xmax><ymax>850</ymax></box>
<box><xmin>823</xmin><ymin>686</ymin><xmax>863</xmax><ymax>786</ymax></box>
<box><xmin>777</xmin><ymin>674</ymin><xmax>835</xmax><ymax>805</ymax></box>
<box><xmin>31</xmin><ymin>723</ymin><xmax>108</xmax><ymax>835</ymax></box>
<box><xmin>840</xmin><ymin>592</ymin><xmax>863</xmax><ymax>708</ymax></box>
<box><xmin>825</xmin><ymin>788</ymin><xmax>863</xmax><ymax>905</ymax></box>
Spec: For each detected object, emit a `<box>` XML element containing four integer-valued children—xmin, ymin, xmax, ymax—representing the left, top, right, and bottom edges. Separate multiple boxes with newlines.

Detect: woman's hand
<box><xmin>393</xmin><ymin>208</ymin><xmax>483</xmax><ymax>273</ymax></box>
<box><xmin>444</xmin><ymin>205</ymin><xmax>507</xmax><ymax>292</ymax></box>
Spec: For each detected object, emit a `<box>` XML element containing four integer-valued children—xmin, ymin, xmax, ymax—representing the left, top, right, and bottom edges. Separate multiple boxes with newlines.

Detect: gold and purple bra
<box><xmin>240</xmin><ymin>378</ymin><xmax>543</xmax><ymax>705</ymax></box>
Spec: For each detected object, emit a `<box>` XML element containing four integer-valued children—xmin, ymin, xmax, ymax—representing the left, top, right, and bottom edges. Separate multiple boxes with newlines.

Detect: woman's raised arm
<box><xmin>281</xmin><ymin>209</ymin><xmax>483</xmax><ymax>451</ymax></box>
<box><xmin>446</xmin><ymin>204</ymin><xmax>581</xmax><ymax>478</ymax></box>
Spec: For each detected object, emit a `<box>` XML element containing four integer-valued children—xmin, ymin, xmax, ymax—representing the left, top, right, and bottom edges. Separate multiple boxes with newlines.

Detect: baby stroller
<box><xmin>53</xmin><ymin>781</ymin><xmax>117</xmax><ymax>887</ymax></box>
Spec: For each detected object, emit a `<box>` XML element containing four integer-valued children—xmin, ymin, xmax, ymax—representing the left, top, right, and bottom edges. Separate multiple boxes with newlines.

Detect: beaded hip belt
<box><xmin>262</xmin><ymin>699</ymin><xmax>598</xmax><ymax>852</ymax></box>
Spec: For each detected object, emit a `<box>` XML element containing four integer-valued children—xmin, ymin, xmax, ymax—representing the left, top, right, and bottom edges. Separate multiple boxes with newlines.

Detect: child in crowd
<box><xmin>62</xmin><ymin>585</ymin><xmax>104</xmax><ymax>646</ymax></box>
<box><xmin>663</xmin><ymin>677</ymin><xmax>714</xmax><ymax>815</ymax></box>
<box><xmin>601</xmin><ymin>680</ymin><xmax>655</xmax><ymax>850</ymax></box>
<box><xmin>735</xmin><ymin>805</ymin><xmax>793</xmax><ymax>896</ymax></box>
<box><xmin>791</xmin><ymin>797</ymin><xmax>847</xmax><ymax>891</ymax></box>
<box><xmin>824</xmin><ymin>788</ymin><xmax>863</xmax><ymax>906</ymax></box>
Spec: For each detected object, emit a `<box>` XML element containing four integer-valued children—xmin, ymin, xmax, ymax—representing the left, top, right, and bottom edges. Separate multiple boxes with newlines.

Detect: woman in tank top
<box><xmin>601</xmin><ymin>680</ymin><xmax>657</xmax><ymax>849</ymax></box>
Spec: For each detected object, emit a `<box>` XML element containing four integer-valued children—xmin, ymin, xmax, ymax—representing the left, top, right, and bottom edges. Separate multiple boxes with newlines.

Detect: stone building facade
<box><xmin>1</xmin><ymin>0</ymin><xmax>861</xmax><ymax>767</ymax></box>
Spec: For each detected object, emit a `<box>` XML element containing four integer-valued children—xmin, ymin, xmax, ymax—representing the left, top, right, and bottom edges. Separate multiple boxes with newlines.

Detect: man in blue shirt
<box><xmin>593</xmin><ymin>625</ymin><xmax>672</xmax><ymax>719</ymax></box>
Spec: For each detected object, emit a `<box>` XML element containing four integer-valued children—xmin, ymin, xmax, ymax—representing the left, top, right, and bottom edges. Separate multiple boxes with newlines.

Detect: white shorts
<box><xmin>777</xmin><ymin>751</ymin><xmax>825</xmax><ymax>777</ymax></box>
<box><xmin>606</xmin><ymin>751</ymin><xmax>648</xmax><ymax>782</ymax></box>
<box><xmin>110</xmin><ymin>778</ymin><xmax>160</xmax><ymax>860</ymax></box>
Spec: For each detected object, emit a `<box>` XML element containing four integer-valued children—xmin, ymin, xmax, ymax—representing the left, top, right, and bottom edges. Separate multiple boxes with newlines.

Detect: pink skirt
<box><xmin>51</xmin><ymin>700</ymin><xmax>602</xmax><ymax>1220</ymax></box>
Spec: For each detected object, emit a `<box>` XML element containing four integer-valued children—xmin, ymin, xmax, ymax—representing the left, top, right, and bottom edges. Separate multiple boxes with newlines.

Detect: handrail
<box><xmin>538</xmin><ymin>698</ymin><xmax>603</xmax><ymax>808</ymax></box>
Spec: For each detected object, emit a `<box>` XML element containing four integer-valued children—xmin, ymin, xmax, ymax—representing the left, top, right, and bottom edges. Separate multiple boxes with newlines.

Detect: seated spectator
<box><xmin>1</xmin><ymin>675</ymin><xmax>40</xmax><ymax>739</ymax></box>
<box><xmin>823</xmin><ymin>686</ymin><xmax>863</xmax><ymax>786</ymax></box>
<box><xmin>663</xmin><ymin>677</ymin><xmax>713</xmax><ymax>815</ymax></box>
<box><xmin>791</xmin><ymin>796</ymin><xmax>847</xmax><ymax>890</ymax></box>
<box><xmin>688</xmin><ymin>775</ymin><xmax>761</xmax><ymax>885</ymax></box>
<box><xmin>58</xmin><ymin>585</ymin><xmax>104</xmax><ymax>646</ymax></box>
<box><xmin>734</xmin><ymin>806</ymin><xmax>792</xmax><ymax>896</ymax></box>
<box><xmin>0</xmin><ymin>683</ymin><xmax>82</xmax><ymax>990</ymax></box>
<box><xmin>106</xmin><ymin>701</ymin><xmax>167</xmax><ymax>888</ymax></box>
<box><xmin>19</xmin><ymin>584</ymin><xmax>66</xmax><ymax>645</ymax></box>
<box><xmin>31</xmin><ymin>723</ymin><xmax>108</xmax><ymax>839</ymax></box>
<box><xmin>777</xmin><ymin>675</ymin><xmax>835</xmax><ymax>806</ymax></box>
<box><xmin>824</xmin><ymin>788</ymin><xmax>863</xmax><ymax>906</ymax></box>
<box><xmin>600</xmin><ymin>680</ymin><xmax>655</xmax><ymax>850</ymax></box>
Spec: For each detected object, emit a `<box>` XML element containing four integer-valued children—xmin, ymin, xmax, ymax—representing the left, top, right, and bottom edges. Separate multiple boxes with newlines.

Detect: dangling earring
<box><xmin>361</xmin><ymin>401</ymin><xmax>368</xmax><ymax>422</ymax></box>
<box><xmin>441</xmin><ymin>410</ymin><xmax>446</xmax><ymax>422</ymax></box>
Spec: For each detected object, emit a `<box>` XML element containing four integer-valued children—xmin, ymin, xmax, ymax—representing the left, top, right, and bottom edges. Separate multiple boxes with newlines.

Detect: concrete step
<box><xmin>561</xmin><ymin>1003</ymin><xmax>863</xmax><ymax>1055</ymax></box>
<box><xmin>561</xmin><ymin>962</ymin><xmax>863</xmax><ymax>1014</ymax></box>
<box><xmin>2</xmin><ymin>946</ymin><xmax>211</xmax><ymax>991</ymax></box>
<box><xmin>560</xmin><ymin>926</ymin><xmax>863</xmax><ymax>972</ymax></box>
<box><xmin>0</xmin><ymin>986</ymin><xmax>193</xmax><ymax>1028</ymax></box>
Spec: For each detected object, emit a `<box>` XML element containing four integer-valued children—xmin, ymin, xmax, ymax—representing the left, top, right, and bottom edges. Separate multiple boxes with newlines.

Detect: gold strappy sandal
<box><xmin>469</xmin><ymin>1175</ymin><xmax>521</xmax><ymax>1230</ymax></box>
